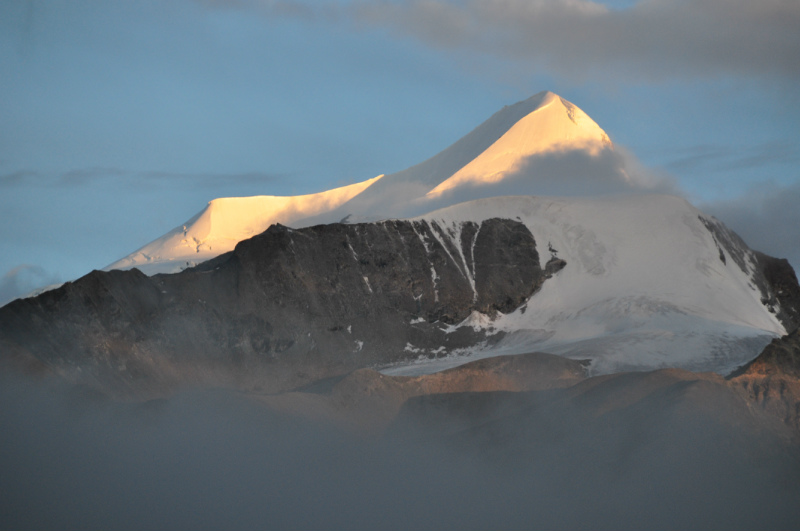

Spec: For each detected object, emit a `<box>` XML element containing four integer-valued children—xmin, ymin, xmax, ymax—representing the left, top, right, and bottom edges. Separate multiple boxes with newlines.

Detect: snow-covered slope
<box><xmin>106</xmin><ymin>175</ymin><xmax>381</xmax><ymax>274</ymax></box>
<box><xmin>108</xmin><ymin>91</ymin><xmax>618</xmax><ymax>273</ymax></box>
<box><xmin>100</xmin><ymin>90</ymin><xmax>793</xmax><ymax>376</ymax></box>
<box><xmin>381</xmin><ymin>194</ymin><xmax>786</xmax><ymax>376</ymax></box>
<box><xmin>296</xmin><ymin>90</ymin><xmax>616</xmax><ymax>225</ymax></box>
<box><xmin>425</xmin><ymin>93</ymin><xmax>611</xmax><ymax>198</ymax></box>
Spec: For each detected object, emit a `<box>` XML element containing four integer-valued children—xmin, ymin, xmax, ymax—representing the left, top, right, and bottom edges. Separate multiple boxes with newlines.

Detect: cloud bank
<box><xmin>1</xmin><ymin>372</ymin><xmax>798</xmax><ymax>531</ymax></box>
<box><xmin>211</xmin><ymin>0</ymin><xmax>800</xmax><ymax>81</ymax></box>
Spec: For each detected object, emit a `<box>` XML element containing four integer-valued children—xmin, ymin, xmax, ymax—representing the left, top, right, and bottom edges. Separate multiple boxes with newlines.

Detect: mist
<box><xmin>2</xmin><ymin>369</ymin><xmax>799</xmax><ymax>531</ymax></box>
<box><xmin>420</xmin><ymin>144</ymin><xmax>678</xmax><ymax>208</ymax></box>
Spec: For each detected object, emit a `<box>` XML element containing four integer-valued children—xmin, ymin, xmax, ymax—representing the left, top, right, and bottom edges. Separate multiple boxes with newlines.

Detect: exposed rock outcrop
<box><xmin>0</xmin><ymin>218</ymin><xmax>558</xmax><ymax>397</ymax></box>
<box><xmin>753</xmin><ymin>253</ymin><xmax>800</xmax><ymax>333</ymax></box>
<box><xmin>700</xmin><ymin>215</ymin><xmax>800</xmax><ymax>333</ymax></box>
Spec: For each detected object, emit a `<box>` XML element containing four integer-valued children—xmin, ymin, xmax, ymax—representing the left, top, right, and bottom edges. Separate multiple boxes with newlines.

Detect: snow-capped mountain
<box><xmin>387</xmin><ymin>194</ymin><xmax>794</xmax><ymax>376</ymax></box>
<box><xmin>3</xmin><ymin>91</ymin><xmax>797</xmax><ymax>395</ymax></box>
<box><xmin>106</xmin><ymin>175</ymin><xmax>382</xmax><ymax>274</ymax></box>
<box><xmin>108</xmin><ymin>91</ymin><xmax>626</xmax><ymax>275</ymax></box>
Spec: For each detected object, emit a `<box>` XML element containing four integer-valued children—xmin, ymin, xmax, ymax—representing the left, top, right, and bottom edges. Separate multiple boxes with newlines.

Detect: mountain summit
<box><xmin>297</xmin><ymin>90</ymin><xmax>622</xmax><ymax>226</ymax></box>
<box><xmin>425</xmin><ymin>91</ymin><xmax>611</xmax><ymax>197</ymax></box>
<box><xmin>4</xmin><ymin>91</ymin><xmax>796</xmax><ymax>395</ymax></box>
<box><xmin>108</xmin><ymin>91</ymin><xmax>622</xmax><ymax>275</ymax></box>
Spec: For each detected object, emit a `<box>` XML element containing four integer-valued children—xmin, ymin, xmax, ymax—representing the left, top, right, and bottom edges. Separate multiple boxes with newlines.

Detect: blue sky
<box><xmin>1</xmin><ymin>0</ymin><xmax>798</xmax><ymax>303</ymax></box>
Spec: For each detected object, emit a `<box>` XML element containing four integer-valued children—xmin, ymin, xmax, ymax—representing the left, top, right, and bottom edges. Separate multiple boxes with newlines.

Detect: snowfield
<box><xmin>105</xmin><ymin>175</ymin><xmax>382</xmax><ymax>275</ymax></box>
<box><xmin>380</xmin><ymin>194</ymin><xmax>783</xmax><ymax>376</ymax></box>
<box><xmin>103</xmin><ymin>91</ymin><xmax>787</xmax><ymax>376</ymax></box>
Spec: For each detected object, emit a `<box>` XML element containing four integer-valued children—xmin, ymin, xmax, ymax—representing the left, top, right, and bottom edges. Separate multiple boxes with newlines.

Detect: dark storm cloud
<box><xmin>703</xmin><ymin>181</ymin><xmax>800</xmax><ymax>273</ymax></box>
<box><xmin>206</xmin><ymin>0</ymin><xmax>800</xmax><ymax>81</ymax></box>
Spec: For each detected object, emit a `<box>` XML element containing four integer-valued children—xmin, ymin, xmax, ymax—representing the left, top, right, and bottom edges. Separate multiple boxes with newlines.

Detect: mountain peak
<box><xmin>107</xmin><ymin>91</ymin><xmax>614</xmax><ymax>273</ymax></box>
<box><xmin>424</xmin><ymin>91</ymin><xmax>611</xmax><ymax>197</ymax></box>
<box><xmin>525</xmin><ymin>89</ymin><xmax>561</xmax><ymax>106</ymax></box>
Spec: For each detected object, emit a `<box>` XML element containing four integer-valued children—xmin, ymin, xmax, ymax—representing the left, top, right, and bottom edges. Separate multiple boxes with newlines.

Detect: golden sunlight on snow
<box><xmin>107</xmin><ymin>175</ymin><xmax>382</xmax><ymax>273</ymax></box>
<box><xmin>426</xmin><ymin>92</ymin><xmax>610</xmax><ymax>198</ymax></box>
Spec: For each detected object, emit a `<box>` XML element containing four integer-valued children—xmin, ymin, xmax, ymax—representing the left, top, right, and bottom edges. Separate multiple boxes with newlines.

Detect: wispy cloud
<box><xmin>0</xmin><ymin>170</ymin><xmax>39</xmax><ymax>188</ymax></box>
<box><xmin>1</xmin><ymin>167</ymin><xmax>289</xmax><ymax>190</ymax></box>
<box><xmin>664</xmin><ymin>142</ymin><xmax>800</xmax><ymax>173</ymax></box>
<box><xmin>138</xmin><ymin>170</ymin><xmax>290</xmax><ymax>187</ymax></box>
<box><xmin>59</xmin><ymin>167</ymin><xmax>127</xmax><ymax>186</ymax></box>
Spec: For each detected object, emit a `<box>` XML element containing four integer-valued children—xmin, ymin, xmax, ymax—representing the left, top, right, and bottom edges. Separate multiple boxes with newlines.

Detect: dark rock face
<box><xmin>0</xmin><ymin>218</ymin><xmax>559</xmax><ymax>397</ymax></box>
<box><xmin>700</xmin><ymin>215</ymin><xmax>800</xmax><ymax>333</ymax></box>
<box><xmin>753</xmin><ymin>252</ymin><xmax>800</xmax><ymax>333</ymax></box>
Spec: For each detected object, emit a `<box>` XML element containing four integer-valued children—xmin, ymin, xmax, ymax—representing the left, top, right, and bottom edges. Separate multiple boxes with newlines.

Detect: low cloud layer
<box><xmin>1</xmin><ymin>372</ymin><xmax>798</xmax><ymax>530</ymax></box>
<box><xmin>211</xmin><ymin>0</ymin><xmax>800</xmax><ymax>81</ymax></box>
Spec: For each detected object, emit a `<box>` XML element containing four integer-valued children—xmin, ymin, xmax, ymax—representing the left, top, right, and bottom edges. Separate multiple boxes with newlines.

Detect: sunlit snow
<box><xmin>103</xmin><ymin>91</ymin><xmax>785</xmax><ymax>375</ymax></box>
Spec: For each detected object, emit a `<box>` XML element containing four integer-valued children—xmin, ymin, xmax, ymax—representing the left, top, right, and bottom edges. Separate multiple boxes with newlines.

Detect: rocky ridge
<box><xmin>0</xmin><ymin>218</ymin><xmax>562</xmax><ymax>398</ymax></box>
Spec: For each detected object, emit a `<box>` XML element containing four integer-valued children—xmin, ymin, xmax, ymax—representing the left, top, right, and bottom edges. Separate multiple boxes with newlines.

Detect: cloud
<box><xmin>206</xmin><ymin>0</ymin><xmax>800</xmax><ymax>81</ymax></box>
<box><xmin>356</xmin><ymin>0</ymin><xmax>800</xmax><ymax>80</ymax></box>
<box><xmin>0</xmin><ymin>170</ymin><xmax>39</xmax><ymax>188</ymax></box>
<box><xmin>664</xmin><ymin>142</ymin><xmax>800</xmax><ymax>173</ymax></box>
<box><xmin>1</xmin><ymin>371</ymin><xmax>798</xmax><ymax>530</ymax></box>
<box><xmin>415</xmin><ymin>147</ymin><xmax>680</xmax><ymax>214</ymax></box>
<box><xmin>702</xmin><ymin>181</ymin><xmax>800</xmax><ymax>273</ymax></box>
<box><xmin>406</xmin><ymin>145</ymin><xmax>680</xmax><ymax>217</ymax></box>
<box><xmin>297</xmin><ymin>143</ymin><xmax>680</xmax><ymax>225</ymax></box>
<box><xmin>0</xmin><ymin>167</ymin><xmax>289</xmax><ymax>190</ymax></box>
<box><xmin>139</xmin><ymin>170</ymin><xmax>290</xmax><ymax>188</ymax></box>
<box><xmin>59</xmin><ymin>166</ymin><xmax>127</xmax><ymax>186</ymax></box>
<box><xmin>0</xmin><ymin>265</ymin><xmax>60</xmax><ymax>307</ymax></box>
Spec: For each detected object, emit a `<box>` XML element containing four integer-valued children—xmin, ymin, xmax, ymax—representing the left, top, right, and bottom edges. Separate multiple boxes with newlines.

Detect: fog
<box><xmin>2</xmin><ymin>369</ymin><xmax>800</xmax><ymax>531</ymax></box>
<box><xmin>418</xmin><ymin>144</ymin><xmax>677</xmax><ymax>210</ymax></box>
<box><xmin>297</xmin><ymin>144</ymin><xmax>679</xmax><ymax>226</ymax></box>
